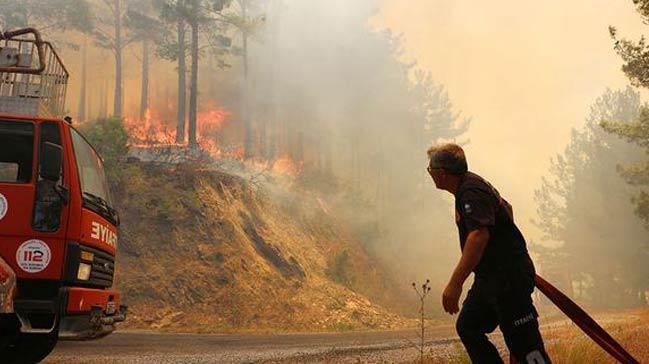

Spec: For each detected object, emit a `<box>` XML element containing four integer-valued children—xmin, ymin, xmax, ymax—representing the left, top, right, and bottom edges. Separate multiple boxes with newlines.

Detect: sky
<box><xmin>374</xmin><ymin>0</ymin><xmax>647</xmax><ymax>243</ymax></box>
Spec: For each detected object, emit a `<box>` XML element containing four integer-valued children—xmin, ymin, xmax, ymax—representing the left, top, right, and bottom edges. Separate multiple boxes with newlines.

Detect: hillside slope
<box><xmin>112</xmin><ymin>163</ymin><xmax>406</xmax><ymax>332</ymax></box>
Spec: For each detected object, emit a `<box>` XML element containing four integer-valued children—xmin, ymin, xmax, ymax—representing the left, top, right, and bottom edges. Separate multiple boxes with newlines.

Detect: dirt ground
<box><xmin>47</xmin><ymin>308</ymin><xmax>649</xmax><ymax>364</ymax></box>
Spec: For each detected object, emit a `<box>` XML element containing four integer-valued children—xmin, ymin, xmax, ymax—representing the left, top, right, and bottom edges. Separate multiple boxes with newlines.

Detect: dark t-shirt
<box><xmin>455</xmin><ymin>172</ymin><xmax>535</xmax><ymax>283</ymax></box>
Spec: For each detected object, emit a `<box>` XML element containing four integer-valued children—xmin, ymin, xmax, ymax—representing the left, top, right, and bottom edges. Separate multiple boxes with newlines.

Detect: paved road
<box><xmin>45</xmin><ymin>326</ymin><xmax>459</xmax><ymax>364</ymax></box>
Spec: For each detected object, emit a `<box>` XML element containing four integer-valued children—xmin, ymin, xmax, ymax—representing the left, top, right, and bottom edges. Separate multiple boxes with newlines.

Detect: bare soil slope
<box><xmin>113</xmin><ymin>163</ymin><xmax>405</xmax><ymax>332</ymax></box>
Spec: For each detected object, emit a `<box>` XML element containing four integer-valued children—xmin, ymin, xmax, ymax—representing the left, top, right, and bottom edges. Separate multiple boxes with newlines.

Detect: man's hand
<box><xmin>442</xmin><ymin>281</ymin><xmax>462</xmax><ymax>314</ymax></box>
<box><xmin>442</xmin><ymin>228</ymin><xmax>489</xmax><ymax>315</ymax></box>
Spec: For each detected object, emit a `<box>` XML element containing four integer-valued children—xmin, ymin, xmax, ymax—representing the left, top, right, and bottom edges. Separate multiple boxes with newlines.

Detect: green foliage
<box><xmin>601</xmin><ymin>107</ymin><xmax>649</xmax><ymax>149</ymax></box>
<box><xmin>534</xmin><ymin>87</ymin><xmax>649</xmax><ymax>307</ymax></box>
<box><xmin>607</xmin><ymin>1</ymin><xmax>649</xmax><ymax>235</ymax></box>
<box><xmin>77</xmin><ymin>117</ymin><xmax>129</xmax><ymax>186</ymax></box>
<box><xmin>221</xmin><ymin>1</ymin><xmax>266</xmax><ymax>41</ymax></box>
<box><xmin>325</xmin><ymin>250</ymin><xmax>354</xmax><ymax>286</ymax></box>
<box><xmin>0</xmin><ymin>0</ymin><xmax>93</xmax><ymax>33</ymax></box>
<box><xmin>610</xmin><ymin>0</ymin><xmax>649</xmax><ymax>88</ymax></box>
<box><xmin>328</xmin><ymin>321</ymin><xmax>354</xmax><ymax>332</ymax></box>
<box><xmin>601</xmin><ymin>108</ymin><xmax>649</xmax><ymax>227</ymax></box>
<box><xmin>211</xmin><ymin>0</ymin><xmax>232</xmax><ymax>12</ymax></box>
<box><xmin>535</xmin><ymin>0</ymin><xmax>649</xmax><ymax>304</ymax></box>
<box><xmin>90</xmin><ymin>0</ymin><xmax>133</xmax><ymax>51</ymax></box>
<box><xmin>153</xmin><ymin>0</ymin><xmax>233</xmax><ymax>66</ymax></box>
<box><xmin>125</xmin><ymin>1</ymin><xmax>169</xmax><ymax>44</ymax></box>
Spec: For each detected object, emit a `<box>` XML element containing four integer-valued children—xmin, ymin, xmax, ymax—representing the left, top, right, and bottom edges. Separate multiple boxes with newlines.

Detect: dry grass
<box><xmin>540</xmin><ymin>308</ymin><xmax>649</xmax><ymax>364</ymax></box>
<box><xmin>407</xmin><ymin>308</ymin><xmax>649</xmax><ymax>364</ymax></box>
<box><xmin>245</xmin><ymin>309</ymin><xmax>649</xmax><ymax>363</ymax></box>
<box><xmin>422</xmin><ymin>343</ymin><xmax>471</xmax><ymax>364</ymax></box>
<box><xmin>115</xmin><ymin>164</ymin><xmax>408</xmax><ymax>333</ymax></box>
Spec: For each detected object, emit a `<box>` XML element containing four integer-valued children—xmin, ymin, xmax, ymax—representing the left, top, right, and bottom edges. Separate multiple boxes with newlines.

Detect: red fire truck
<box><xmin>0</xmin><ymin>28</ymin><xmax>126</xmax><ymax>363</ymax></box>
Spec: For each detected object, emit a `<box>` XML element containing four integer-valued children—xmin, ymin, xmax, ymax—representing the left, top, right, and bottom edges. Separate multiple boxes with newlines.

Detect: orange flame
<box><xmin>124</xmin><ymin>103</ymin><xmax>302</xmax><ymax>179</ymax></box>
<box><xmin>124</xmin><ymin>102</ymin><xmax>232</xmax><ymax>156</ymax></box>
<box><xmin>271</xmin><ymin>154</ymin><xmax>302</xmax><ymax>177</ymax></box>
<box><xmin>125</xmin><ymin>108</ymin><xmax>177</xmax><ymax>145</ymax></box>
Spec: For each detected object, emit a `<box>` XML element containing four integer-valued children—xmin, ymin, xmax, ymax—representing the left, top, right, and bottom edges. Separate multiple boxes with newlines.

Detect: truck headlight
<box><xmin>77</xmin><ymin>263</ymin><xmax>91</xmax><ymax>281</ymax></box>
<box><xmin>80</xmin><ymin>251</ymin><xmax>94</xmax><ymax>262</ymax></box>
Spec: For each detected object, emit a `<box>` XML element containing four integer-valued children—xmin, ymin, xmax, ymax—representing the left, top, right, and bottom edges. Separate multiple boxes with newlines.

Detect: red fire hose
<box><xmin>534</xmin><ymin>274</ymin><xmax>639</xmax><ymax>364</ymax></box>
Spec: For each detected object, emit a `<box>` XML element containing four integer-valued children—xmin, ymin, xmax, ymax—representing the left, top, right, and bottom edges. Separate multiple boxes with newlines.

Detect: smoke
<box><xmin>50</xmin><ymin>0</ymin><xmax>465</xmax><ymax>291</ymax></box>
<box><xmin>244</xmin><ymin>0</ymin><xmax>468</xmax><ymax>291</ymax></box>
<box><xmin>40</xmin><ymin>0</ymin><xmax>649</xmax><ymax>308</ymax></box>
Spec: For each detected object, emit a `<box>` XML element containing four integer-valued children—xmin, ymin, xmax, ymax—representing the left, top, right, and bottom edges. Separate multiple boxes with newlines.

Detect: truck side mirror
<box><xmin>40</xmin><ymin>142</ymin><xmax>62</xmax><ymax>182</ymax></box>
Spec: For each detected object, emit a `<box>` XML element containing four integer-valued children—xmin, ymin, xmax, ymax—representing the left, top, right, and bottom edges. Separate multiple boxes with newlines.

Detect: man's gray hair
<box><xmin>427</xmin><ymin>143</ymin><xmax>468</xmax><ymax>174</ymax></box>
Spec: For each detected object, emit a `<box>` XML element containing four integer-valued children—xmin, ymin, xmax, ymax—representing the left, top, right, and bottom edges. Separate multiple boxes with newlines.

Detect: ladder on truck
<box><xmin>0</xmin><ymin>28</ymin><xmax>69</xmax><ymax>118</ymax></box>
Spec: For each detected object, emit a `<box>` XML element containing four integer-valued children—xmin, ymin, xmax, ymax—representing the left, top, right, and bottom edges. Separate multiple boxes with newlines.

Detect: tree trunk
<box><xmin>242</xmin><ymin>0</ymin><xmax>253</xmax><ymax>158</ymax></box>
<box><xmin>113</xmin><ymin>0</ymin><xmax>123</xmax><ymax>118</ymax></box>
<box><xmin>104</xmin><ymin>79</ymin><xmax>109</xmax><ymax>119</ymax></box>
<box><xmin>176</xmin><ymin>17</ymin><xmax>186</xmax><ymax>143</ymax></box>
<box><xmin>77</xmin><ymin>37</ymin><xmax>87</xmax><ymax>121</ymax></box>
<box><xmin>98</xmin><ymin>78</ymin><xmax>108</xmax><ymax>119</ymax></box>
<box><xmin>98</xmin><ymin>82</ymin><xmax>103</xmax><ymax>119</ymax></box>
<box><xmin>139</xmin><ymin>39</ymin><xmax>150</xmax><ymax>121</ymax></box>
<box><xmin>265</xmin><ymin>0</ymin><xmax>281</xmax><ymax>160</ymax></box>
<box><xmin>96</xmin><ymin>82</ymin><xmax>102</xmax><ymax>120</ymax></box>
<box><xmin>188</xmin><ymin>21</ymin><xmax>199</xmax><ymax>149</ymax></box>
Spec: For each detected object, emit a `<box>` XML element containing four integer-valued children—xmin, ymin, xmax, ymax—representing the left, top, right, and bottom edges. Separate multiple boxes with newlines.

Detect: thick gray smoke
<box><xmin>244</xmin><ymin>0</ymin><xmax>470</xmax><ymax>292</ymax></box>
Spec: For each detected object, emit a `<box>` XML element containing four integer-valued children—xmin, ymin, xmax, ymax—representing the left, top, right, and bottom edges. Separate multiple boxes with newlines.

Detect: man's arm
<box><xmin>442</xmin><ymin>227</ymin><xmax>490</xmax><ymax>314</ymax></box>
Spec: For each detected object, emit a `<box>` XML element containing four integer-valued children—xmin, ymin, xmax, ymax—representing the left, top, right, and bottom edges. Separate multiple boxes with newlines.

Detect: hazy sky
<box><xmin>375</xmin><ymin>0</ymin><xmax>647</xmax><ymax>242</ymax></box>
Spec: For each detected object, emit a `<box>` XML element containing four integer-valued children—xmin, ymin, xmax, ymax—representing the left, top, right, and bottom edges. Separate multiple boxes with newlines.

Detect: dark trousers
<box><xmin>456</xmin><ymin>277</ymin><xmax>552</xmax><ymax>364</ymax></box>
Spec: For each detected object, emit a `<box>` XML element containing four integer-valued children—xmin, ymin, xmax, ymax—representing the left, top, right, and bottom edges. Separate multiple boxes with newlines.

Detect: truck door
<box><xmin>0</xmin><ymin>120</ymin><xmax>37</xmax><ymax>274</ymax></box>
<box><xmin>0</xmin><ymin>120</ymin><xmax>68</xmax><ymax>281</ymax></box>
<box><xmin>27</xmin><ymin>121</ymin><xmax>69</xmax><ymax>280</ymax></box>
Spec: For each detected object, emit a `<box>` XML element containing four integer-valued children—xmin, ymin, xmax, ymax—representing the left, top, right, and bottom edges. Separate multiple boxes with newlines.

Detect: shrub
<box><xmin>326</xmin><ymin>250</ymin><xmax>354</xmax><ymax>286</ymax></box>
<box><xmin>77</xmin><ymin>117</ymin><xmax>129</xmax><ymax>187</ymax></box>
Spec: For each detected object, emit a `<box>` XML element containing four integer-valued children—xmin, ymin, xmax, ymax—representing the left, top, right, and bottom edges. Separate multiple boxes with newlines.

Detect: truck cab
<box><xmin>0</xmin><ymin>28</ymin><xmax>126</xmax><ymax>363</ymax></box>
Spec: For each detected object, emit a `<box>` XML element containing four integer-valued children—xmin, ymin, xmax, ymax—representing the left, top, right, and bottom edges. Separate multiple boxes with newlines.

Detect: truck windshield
<box><xmin>0</xmin><ymin>121</ymin><xmax>34</xmax><ymax>183</ymax></box>
<box><xmin>70</xmin><ymin>128</ymin><xmax>113</xmax><ymax>208</ymax></box>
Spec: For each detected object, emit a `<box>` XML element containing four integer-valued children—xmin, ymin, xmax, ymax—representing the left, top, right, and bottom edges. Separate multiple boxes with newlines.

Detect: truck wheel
<box><xmin>0</xmin><ymin>331</ymin><xmax>59</xmax><ymax>364</ymax></box>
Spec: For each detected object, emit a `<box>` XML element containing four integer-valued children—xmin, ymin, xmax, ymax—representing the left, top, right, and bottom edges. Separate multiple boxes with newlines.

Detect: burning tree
<box><xmin>124</xmin><ymin>102</ymin><xmax>231</xmax><ymax>157</ymax></box>
<box><xmin>154</xmin><ymin>0</ymin><xmax>233</xmax><ymax>147</ymax></box>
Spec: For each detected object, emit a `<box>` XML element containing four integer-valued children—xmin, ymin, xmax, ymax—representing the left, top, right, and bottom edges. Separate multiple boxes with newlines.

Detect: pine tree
<box><xmin>125</xmin><ymin>1</ymin><xmax>167</xmax><ymax>120</ymax></box>
<box><xmin>604</xmin><ymin>0</ymin><xmax>649</xmax><ymax>304</ymax></box>
<box><xmin>534</xmin><ymin>87</ymin><xmax>648</xmax><ymax>306</ymax></box>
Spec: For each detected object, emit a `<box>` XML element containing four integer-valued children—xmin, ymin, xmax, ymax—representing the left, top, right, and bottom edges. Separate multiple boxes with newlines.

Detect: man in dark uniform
<box><xmin>426</xmin><ymin>143</ymin><xmax>551</xmax><ymax>364</ymax></box>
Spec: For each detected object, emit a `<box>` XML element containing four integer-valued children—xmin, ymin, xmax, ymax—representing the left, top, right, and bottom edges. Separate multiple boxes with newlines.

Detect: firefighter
<box><xmin>426</xmin><ymin>143</ymin><xmax>551</xmax><ymax>364</ymax></box>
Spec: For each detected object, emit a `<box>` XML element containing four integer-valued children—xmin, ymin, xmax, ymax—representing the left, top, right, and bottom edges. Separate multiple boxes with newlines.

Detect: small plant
<box><xmin>330</xmin><ymin>321</ymin><xmax>354</xmax><ymax>332</ymax></box>
<box><xmin>325</xmin><ymin>250</ymin><xmax>354</xmax><ymax>286</ymax></box>
<box><xmin>410</xmin><ymin>279</ymin><xmax>432</xmax><ymax>364</ymax></box>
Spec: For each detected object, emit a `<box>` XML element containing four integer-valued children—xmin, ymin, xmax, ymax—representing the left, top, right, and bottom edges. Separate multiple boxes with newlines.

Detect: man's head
<box><xmin>427</xmin><ymin>143</ymin><xmax>468</xmax><ymax>193</ymax></box>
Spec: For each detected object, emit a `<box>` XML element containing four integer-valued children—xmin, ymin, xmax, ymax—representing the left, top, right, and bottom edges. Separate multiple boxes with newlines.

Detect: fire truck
<box><xmin>0</xmin><ymin>28</ymin><xmax>126</xmax><ymax>363</ymax></box>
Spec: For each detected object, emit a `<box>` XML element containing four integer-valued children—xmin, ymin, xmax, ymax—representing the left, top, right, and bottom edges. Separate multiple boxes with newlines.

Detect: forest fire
<box><xmin>124</xmin><ymin>105</ymin><xmax>302</xmax><ymax>178</ymax></box>
<box><xmin>271</xmin><ymin>154</ymin><xmax>302</xmax><ymax>177</ymax></box>
<box><xmin>124</xmin><ymin>104</ymin><xmax>231</xmax><ymax>149</ymax></box>
<box><xmin>3</xmin><ymin>0</ymin><xmax>649</xmax><ymax>362</ymax></box>
<box><xmin>124</xmin><ymin>108</ymin><xmax>178</xmax><ymax>145</ymax></box>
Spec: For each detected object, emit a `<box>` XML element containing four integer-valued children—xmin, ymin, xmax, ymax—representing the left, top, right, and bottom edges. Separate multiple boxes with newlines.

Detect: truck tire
<box><xmin>0</xmin><ymin>331</ymin><xmax>58</xmax><ymax>364</ymax></box>
<box><xmin>0</xmin><ymin>316</ymin><xmax>59</xmax><ymax>364</ymax></box>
